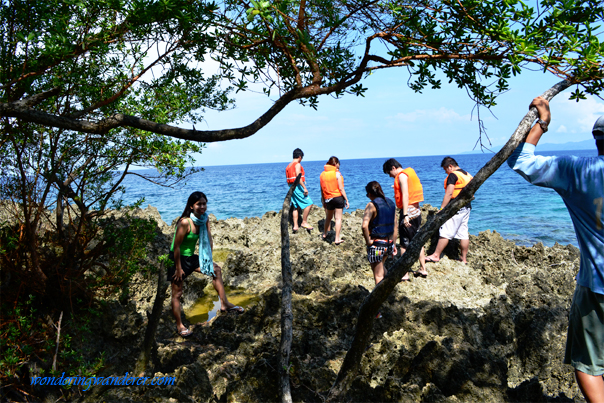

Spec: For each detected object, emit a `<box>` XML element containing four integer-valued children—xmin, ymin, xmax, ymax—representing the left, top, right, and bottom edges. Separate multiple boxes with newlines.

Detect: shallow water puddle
<box><xmin>185</xmin><ymin>287</ymin><xmax>258</xmax><ymax>324</ymax></box>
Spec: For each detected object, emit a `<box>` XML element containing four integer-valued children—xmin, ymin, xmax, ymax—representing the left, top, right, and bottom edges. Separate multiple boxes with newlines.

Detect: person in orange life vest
<box><xmin>426</xmin><ymin>157</ymin><xmax>473</xmax><ymax>264</ymax></box>
<box><xmin>168</xmin><ymin>192</ymin><xmax>243</xmax><ymax>338</ymax></box>
<box><xmin>362</xmin><ymin>181</ymin><xmax>398</xmax><ymax>286</ymax></box>
<box><xmin>382</xmin><ymin>158</ymin><xmax>427</xmax><ymax>281</ymax></box>
<box><xmin>285</xmin><ymin>148</ymin><xmax>313</xmax><ymax>233</ymax></box>
<box><xmin>320</xmin><ymin>156</ymin><xmax>349</xmax><ymax>244</ymax></box>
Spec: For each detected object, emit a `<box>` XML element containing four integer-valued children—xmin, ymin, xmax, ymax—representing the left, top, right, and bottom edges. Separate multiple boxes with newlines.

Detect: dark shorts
<box><xmin>367</xmin><ymin>240</ymin><xmax>393</xmax><ymax>263</ymax></box>
<box><xmin>399</xmin><ymin>213</ymin><xmax>421</xmax><ymax>249</ymax></box>
<box><xmin>167</xmin><ymin>252</ymin><xmax>199</xmax><ymax>282</ymax></box>
<box><xmin>564</xmin><ymin>284</ymin><xmax>604</xmax><ymax>376</ymax></box>
<box><xmin>324</xmin><ymin>196</ymin><xmax>345</xmax><ymax>211</ymax></box>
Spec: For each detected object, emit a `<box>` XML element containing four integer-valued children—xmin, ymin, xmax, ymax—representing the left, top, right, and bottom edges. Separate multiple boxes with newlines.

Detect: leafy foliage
<box><xmin>2</xmin><ymin>0</ymin><xmax>602</xmax><ymax>140</ymax></box>
<box><xmin>0</xmin><ymin>213</ymin><xmax>157</xmax><ymax>399</ymax></box>
<box><xmin>217</xmin><ymin>0</ymin><xmax>603</xmax><ymax>109</ymax></box>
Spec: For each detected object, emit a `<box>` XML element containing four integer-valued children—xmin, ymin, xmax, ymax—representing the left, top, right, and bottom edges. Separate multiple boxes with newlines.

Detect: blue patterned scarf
<box><xmin>189</xmin><ymin>213</ymin><xmax>215</xmax><ymax>277</ymax></box>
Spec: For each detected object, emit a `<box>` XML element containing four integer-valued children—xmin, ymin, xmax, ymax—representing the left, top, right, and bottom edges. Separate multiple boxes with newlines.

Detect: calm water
<box><xmin>123</xmin><ymin>150</ymin><xmax>599</xmax><ymax>247</ymax></box>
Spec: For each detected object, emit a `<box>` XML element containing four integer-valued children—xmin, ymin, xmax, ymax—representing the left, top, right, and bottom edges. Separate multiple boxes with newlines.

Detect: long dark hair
<box><xmin>180</xmin><ymin>191</ymin><xmax>207</xmax><ymax>219</ymax></box>
<box><xmin>365</xmin><ymin>181</ymin><xmax>386</xmax><ymax>199</ymax></box>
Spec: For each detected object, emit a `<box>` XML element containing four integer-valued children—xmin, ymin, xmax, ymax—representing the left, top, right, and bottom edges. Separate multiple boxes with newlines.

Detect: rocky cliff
<box><xmin>83</xmin><ymin>204</ymin><xmax>583</xmax><ymax>402</ymax></box>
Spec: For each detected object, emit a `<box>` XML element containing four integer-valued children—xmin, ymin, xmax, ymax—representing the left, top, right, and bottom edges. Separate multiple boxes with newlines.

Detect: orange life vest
<box><xmin>444</xmin><ymin>169</ymin><xmax>473</xmax><ymax>198</ymax></box>
<box><xmin>394</xmin><ymin>168</ymin><xmax>424</xmax><ymax>209</ymax></box>
<box><xmin>285</xmin><ymin>161</ymin><xmax>305</xmax><ymax>184</ymax></box>
<box><xmin>320</xmin><ymin>165</ymin><xmax>342</xmax><ymax>199</ymax></box>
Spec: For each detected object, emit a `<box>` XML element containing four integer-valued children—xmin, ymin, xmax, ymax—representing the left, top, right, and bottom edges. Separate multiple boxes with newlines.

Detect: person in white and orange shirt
<box><xmin>285</xmin><ymin>148</ymin><xmax>313</xmax><ymax>233</ymax></box>
<box><xmin>320</xmin><ymin>156</ymin><xmax>349</xmax><ymax>244</ymax></box>
<box><xmin>425</xmin><ymin>157</ymin><xmax>473</xmax><ymax>264</ymax></box>
<box><xmin>383</xmin><ymin>158</ymin><xmax>427</xmax><ymax>281</ymax></box>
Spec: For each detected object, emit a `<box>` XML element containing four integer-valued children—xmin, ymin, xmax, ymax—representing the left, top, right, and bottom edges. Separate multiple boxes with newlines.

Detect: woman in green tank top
<box><xmin>169</xmin><ymin>191</ymin><xmax>244</xmax><ymax>337</ymax></box>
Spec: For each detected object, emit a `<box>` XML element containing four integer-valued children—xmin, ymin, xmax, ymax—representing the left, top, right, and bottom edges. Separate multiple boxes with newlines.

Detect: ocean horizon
<box><xmin>123</xmin><ymin>149</ymin><xmax>599</xmax><ymax>248</ymax></box>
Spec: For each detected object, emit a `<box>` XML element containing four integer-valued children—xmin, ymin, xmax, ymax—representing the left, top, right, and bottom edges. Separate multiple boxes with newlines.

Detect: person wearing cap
<box><xmin>285</xmin><ymin>148</ymin><xmax>314</xmax><ymax>233</ymax></box>
<box><xmin>508</xmin><ymin>96</ymin><xmax>604</xmax><ymax>402</ymax></box>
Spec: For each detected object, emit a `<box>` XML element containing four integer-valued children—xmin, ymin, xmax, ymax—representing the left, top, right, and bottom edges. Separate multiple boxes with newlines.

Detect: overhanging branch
<box><xmin>1</xmin><ymin>89</ymin><xmax>299</xmax><ymax>142</ymax></box>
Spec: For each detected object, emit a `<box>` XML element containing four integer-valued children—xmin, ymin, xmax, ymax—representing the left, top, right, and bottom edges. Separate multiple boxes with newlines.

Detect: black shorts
<box><xmin>398</xmin><ymin>213</ymin><xmax>421</xmax><ymax>248</ymax></box>
<box><xmin>167</xmin><ymin>251</ymin><xmax>199</xmax><ymax>282</ymax></box>
<box><xmin>324</xmin><ymin>196</ymin><xmax>345</xmax><ymax>210</ymax></box>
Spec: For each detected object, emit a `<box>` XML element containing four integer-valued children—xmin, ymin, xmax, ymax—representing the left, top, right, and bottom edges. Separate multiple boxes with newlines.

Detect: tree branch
<box><xmin>1</xmin><ymin>88</ymin><xmax>299</xmax><ymax>141</ymax></box>
<box><xmin>279</xmin><ymin>173</ymin><xmax>301</xmax><ymax>403</ymax></box>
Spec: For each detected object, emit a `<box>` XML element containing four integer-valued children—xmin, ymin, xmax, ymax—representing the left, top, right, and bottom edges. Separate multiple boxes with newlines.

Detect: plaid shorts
<box><xmin>367</xmin><ymin>240</ymin><xmax>393</xmax><ymax>263</ymax></box>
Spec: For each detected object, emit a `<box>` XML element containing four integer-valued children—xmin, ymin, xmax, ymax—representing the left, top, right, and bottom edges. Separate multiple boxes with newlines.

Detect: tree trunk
<box><xmin>279</xmin><ymin>174</ymin><xmax>301</xmax><ymax>403</ymax></box>
<box><xmin>135</xmin><ymin>259</ymin><xmax>169</xmax><ymax>376</ymax></box>
<box><xmin>327</xmin><ymin>80</ymin><xmax>572</xmax><ymax>401</ymax></box>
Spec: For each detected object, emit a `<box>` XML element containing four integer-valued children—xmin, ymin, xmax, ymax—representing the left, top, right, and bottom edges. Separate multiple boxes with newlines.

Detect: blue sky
<box><xmin>193</xmin><ymin>67</ymin><xmax>604</xmax><ymax>166</ymax></box>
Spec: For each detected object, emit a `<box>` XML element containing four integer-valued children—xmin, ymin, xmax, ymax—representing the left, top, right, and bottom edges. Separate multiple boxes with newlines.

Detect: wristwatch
<box><xmin>537</xmin><ymin>118</ymin><xmax>549</xmax><ymax>133</ymax></box>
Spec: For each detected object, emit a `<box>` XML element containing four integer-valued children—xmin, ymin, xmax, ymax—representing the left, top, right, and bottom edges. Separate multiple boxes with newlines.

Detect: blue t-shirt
<box><xmin>508</xmin><ymin>143</ymin><xmax>604</xmax><ymax>294</ymax></box>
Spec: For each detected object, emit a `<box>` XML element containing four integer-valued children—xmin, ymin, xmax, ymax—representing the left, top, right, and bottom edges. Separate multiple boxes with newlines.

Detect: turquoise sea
<box><xmin>123</xmin><ymin>150</ymin><xmax>598</xmax><ymax>248</ymax></box>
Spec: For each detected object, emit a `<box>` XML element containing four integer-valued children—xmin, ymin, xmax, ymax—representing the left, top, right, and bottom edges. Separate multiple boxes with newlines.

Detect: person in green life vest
<box><xmin>168</xmin><ymin>191</ymin><xmax>243</xmax><ymax>337</ymax></box>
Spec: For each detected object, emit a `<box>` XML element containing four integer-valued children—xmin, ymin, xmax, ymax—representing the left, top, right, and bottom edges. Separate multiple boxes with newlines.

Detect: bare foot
<box><xmin>413</xmin><ymin>270</ymin><xmax>428</xmax><ymax>278</ymax></box>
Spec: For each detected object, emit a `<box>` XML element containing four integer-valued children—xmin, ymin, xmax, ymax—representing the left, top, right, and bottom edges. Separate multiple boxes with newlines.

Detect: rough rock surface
<box><xmin>82</xmin><ymin>204</ymin><xmax>583</xmax><ymax>402</ymax></box>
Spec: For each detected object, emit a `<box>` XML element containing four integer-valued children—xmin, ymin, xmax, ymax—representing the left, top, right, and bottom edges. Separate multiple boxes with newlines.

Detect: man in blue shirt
<box><xmin>508</xmin><ymin>96</ymin><xmax>604</xmax><ymax>402</ymax></box>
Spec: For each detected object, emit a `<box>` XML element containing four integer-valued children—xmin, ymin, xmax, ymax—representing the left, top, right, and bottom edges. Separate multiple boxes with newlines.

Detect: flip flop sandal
<box><xmin>227</xmin><ymin>306</ymin><xmax>244</xmax><ymax>314</ymax></box>
<box><xmin>178</xmin><ymin>328</ymin><xmax>193</xmax><ymax>337</ymax></box>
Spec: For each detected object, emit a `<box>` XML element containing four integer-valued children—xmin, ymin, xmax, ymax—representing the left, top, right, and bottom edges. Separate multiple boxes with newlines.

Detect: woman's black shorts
<box><xmin>324</xmin><ymin>196</ymin><xmax>345</xmax><ymax>210</ymax></box>
<box><xmin>167</xmin><ymin>251</ymin><xmax>199</xmax><ymax>282</ymax></box>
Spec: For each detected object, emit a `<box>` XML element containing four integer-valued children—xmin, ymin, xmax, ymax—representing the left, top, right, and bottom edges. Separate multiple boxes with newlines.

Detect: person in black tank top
<box><xmin>361</xmin><ymin>182</ymin><xmax>398</xmax><ymax>289</ymax></box>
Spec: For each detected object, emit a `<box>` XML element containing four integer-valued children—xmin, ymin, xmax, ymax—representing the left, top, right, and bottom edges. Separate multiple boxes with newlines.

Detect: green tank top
<box><xmin>170</xmin><ymin>218</ymin><xmax>199</xmax><ymax>256</ymax></box>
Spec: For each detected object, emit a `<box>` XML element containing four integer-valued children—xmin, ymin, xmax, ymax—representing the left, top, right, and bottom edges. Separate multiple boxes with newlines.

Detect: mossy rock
<box><xmin>213</xmin><ymin>248</ymin><xmax>234</xmax><ymax>263</ymax></box>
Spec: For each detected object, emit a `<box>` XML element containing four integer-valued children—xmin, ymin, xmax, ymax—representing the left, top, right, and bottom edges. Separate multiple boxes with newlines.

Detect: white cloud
<box><xmin>555</xmin><ymin>96</ymin><xmax>604</xmax><ymax>133</ymax></box>
<box><xmin>556</xmin><ymin>125</ymin><xmax>568</xmax><ymax>133</ymax></box>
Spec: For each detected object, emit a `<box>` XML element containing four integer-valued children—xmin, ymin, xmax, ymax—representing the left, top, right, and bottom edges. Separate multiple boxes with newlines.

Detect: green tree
<box><xmin>0</xmin><ymin>1</ymin><xmax>233</xmax><ymax>397</ymax></box>
<box><xmin>1</xmin><ymin>0</ymin><xmax>233</xmax><ymax>290</ymax></box>
<box><xmin>2</xmin><ymin>0</ymin><xmax>602</xmax><ymax>142</ymax></box>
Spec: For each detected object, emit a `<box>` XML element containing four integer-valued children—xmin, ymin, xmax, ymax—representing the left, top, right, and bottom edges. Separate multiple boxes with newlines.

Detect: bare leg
<box><xmin>211</xmin><ymin>263</ymin><xmax>236</xmax><ymax>311</ymax></box>
<box><xmin>426</xmin><ymin>237</ymin><xmax>450</xmax><ymax>262</ymax></box>
<box><xmin>334</xmin><ymin>208</ymin><xmax>343</xmax><ymax>243</ymax></box>
<box><xmin>301</xmin><ymin>205</ymin><xmax>312</xmax><ymax>228</ymax></box>
<box><xmin>292</xmin><ymin>208</ymin><xmax>300</xmax><ymax>231</ymax></box>
<box><xmin>460</xmin><ymin>239</ymin><xmax>469</xmax><ymax>263</ymax></box>
<box><xmin>575</xmin><ymin>370</ymin><xmax>604</xmax><ymax>403</ymax></box>
<box><xmin>399</xmin><ymin>246</ymin><xmax>410</xmax><ymax>281</ymax></box>
<box><xmin>371</xmin><ymin>261</ymin><xmax>386</xmax><ymax>286</ymax></box>
<box><xmin>417</xmin><ymin>247</ymin><xmax>428</xmax><ymax>275</ymax></box>
<box><xmin>323</xmin><ymin>209</ymin><xmax>334</xmax><ymax>238</ymax></box>
<box><xmin>171</xmin><ymin>281</ymin><xmax>186</xmax><ymax>332</ymax></box>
